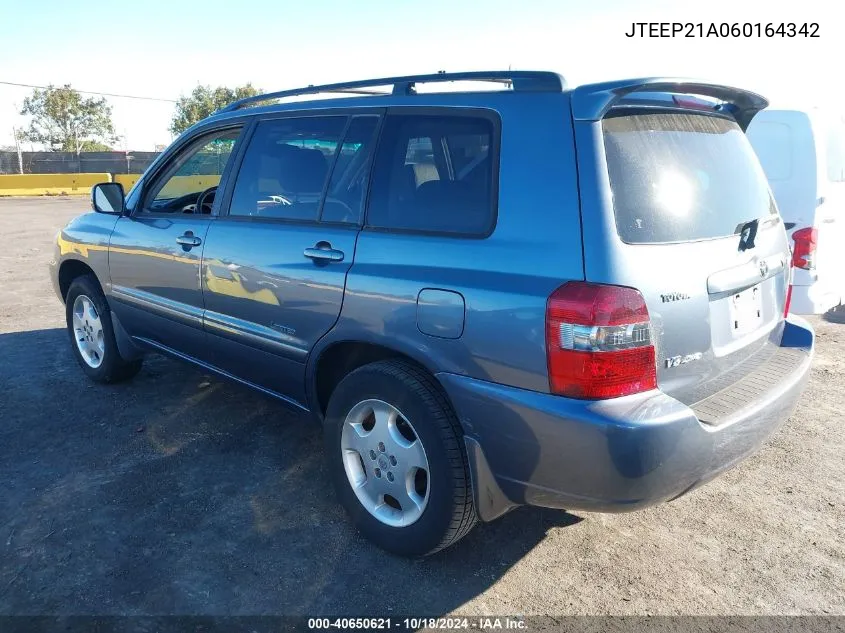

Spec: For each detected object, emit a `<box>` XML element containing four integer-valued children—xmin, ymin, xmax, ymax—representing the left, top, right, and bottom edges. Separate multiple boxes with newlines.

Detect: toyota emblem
<box><xmin>759</xmin><ymin>260</ymin><xmax>769</xmax><ymax>277</ymax></box>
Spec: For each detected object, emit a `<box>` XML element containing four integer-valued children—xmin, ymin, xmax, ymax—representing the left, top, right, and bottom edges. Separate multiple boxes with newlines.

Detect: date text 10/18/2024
<box><xmin>308</xmin><ymin>617</ymin><xmax>527</xmax><ymax>630</ymax></box>
<box><xmin>625</xmin><ymin>22</ymin><xmax>819</xmax><ymax>37</ymax></box>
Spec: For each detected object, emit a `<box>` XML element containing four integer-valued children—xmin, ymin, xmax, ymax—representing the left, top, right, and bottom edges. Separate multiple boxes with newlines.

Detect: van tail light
<box><xmin>791</xmin><ymin>227</ymin><xmax>817</xmax><ymax>270</ymax></box>
<box><xmin>545</xmin><ymin>282</ymin><xmax>657</xmax><ymax>399</ymax></box>
<box><xmin>784</xmin><ymin>282</ymin><xmax>793</xmax><ymax>317</ymax></box>
<box><xmin>783</xmin><ymin>261</ymin><xmax>794</xmax><ymax>317</ymax></box>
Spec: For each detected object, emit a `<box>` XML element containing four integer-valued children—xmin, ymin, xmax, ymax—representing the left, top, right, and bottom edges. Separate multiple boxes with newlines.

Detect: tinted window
<box><xmin>748</xmin><ymin>121</ymin><xmax>793</xmax><ymax>182</ymax></box>
<box><xmin>229</xmin><ymin>117</ymin><xmax>346</xmax><ymax>220</ymax></box>
<box><xmin>826</xmin><ymin>120</ymin><xmax>845</xmax><ymax>183</ymax></box>
<box><xmin>603</xmin><ymin>112</ymin><xmax>776</xmax><ymax>244</ymax></box>
<box><xmin>321</xmin><ymin>116</ymin><xmax>380</xmax><ymax>224</ymax></box>
<box><xmin>145</xmin><ymin>128</ymin><xmax>241</xmax><ymax>214</ymax></box>
<box><xmin>367</xmin><ymin>114</ymin><xmax>495</xmax><ymax>235</ymax></box>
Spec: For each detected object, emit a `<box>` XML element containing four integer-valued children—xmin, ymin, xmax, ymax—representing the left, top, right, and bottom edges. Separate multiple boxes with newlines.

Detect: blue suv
<box><xmin>49</xmin><ymin>71</ymin><xmax>815</xmax><ymax>556</ymax></box>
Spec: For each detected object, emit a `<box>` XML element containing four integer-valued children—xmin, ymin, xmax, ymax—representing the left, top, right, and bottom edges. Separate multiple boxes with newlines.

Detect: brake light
<box><xmin>784</xmin><ymin>282</ymin><xmax>793</xmax><ymax>317</ymax></box>
<box><xmin>672</xmin><ymin>95</ymin><xmax>714</xmax><ymax>111</ymax></box>
<box><xmin>545</xmin><ymin>282</ymin><xmax>657</xmax><ymax>399</ymax></box>
<box><xmin>791</xmin><ymin>227</ymin><xmax>818</xmax><ymax>270</ymax></box>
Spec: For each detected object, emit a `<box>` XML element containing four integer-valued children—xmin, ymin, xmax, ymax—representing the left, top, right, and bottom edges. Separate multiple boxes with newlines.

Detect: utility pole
<box><xmin>124</xmin><ymin>128</ymin><xmax>131</xmax><ymax>174</ymax></box>
<box><xmin>11</xmin><ymin>126</ymin><xmax>23</xmax><ymax>174</ymax></box>
<box><xmin>73</xmin><ymin>125</ymin><xmax>82</xmax><ymax>173</ymax></box>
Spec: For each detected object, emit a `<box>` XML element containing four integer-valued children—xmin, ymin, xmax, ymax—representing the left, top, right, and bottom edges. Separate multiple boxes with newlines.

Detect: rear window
<box><xmin>603</xmin><ymin>112</ymin><xmax>776</xmax><ymax>244</ymax></box>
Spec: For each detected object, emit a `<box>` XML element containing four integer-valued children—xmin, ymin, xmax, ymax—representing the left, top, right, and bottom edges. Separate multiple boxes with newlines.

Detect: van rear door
<box><xmin>818</xmin><ymin>115</ymin><xmax>845</xmax><ymax>303</ymax></box>
<box><xmin>573</xmin><ymin>84</ymin><xmax>792</xmax><ymax>406</ymax></box>
<box><xmin>747</xmin><ymin>109</ymin><xmax>845</xmax><ymax>311</ymax></box>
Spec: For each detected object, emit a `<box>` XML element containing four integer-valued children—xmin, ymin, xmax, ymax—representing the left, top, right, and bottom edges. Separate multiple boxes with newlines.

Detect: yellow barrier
<box><xmin>157</xmin><ymin>175</ymin><xmax>221</xmax><ymax>197</ymax></box>
<box><xmin>0</xmin><ymin>173</ymin><xmax>112</xmax><ymax>196</ymax></box>
<box><xmin>113</xmin><ymin>175</ymin><xmax>220</xmax><ymax>197</ymax></box>
<box><xmin>113</xmin><ymin>174</ymin><xmax>141</xmax><ymax>191</ymax></box>
<box><xmin>0</xmin><ymin>173</ymin><xmax>222</xmax><ymax>198</ymax></box>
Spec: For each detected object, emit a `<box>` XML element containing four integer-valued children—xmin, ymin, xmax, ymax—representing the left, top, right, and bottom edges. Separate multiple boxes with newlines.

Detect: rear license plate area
<box><xmin>730</xmin><ymin>284</ymin><xmax>763</xmax><ymax>336</ymax></box>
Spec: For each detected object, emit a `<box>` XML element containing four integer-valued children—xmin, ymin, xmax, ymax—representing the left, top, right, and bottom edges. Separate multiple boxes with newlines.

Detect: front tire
<box><xmin>324</xmin><ymin>359</ymin><xmax>477</xmax><ymax>557</ymax></box>
<box><xmin>65</xmin><ymin>274</ymin><xmax>142</xmax><ymax>383</ymax></box>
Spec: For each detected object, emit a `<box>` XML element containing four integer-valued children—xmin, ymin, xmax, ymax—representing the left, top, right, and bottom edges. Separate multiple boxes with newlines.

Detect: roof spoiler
<box><xmin>570</xmin><ymin>77</ymin><xmax>769</xmax><ymax>131</ymax></box>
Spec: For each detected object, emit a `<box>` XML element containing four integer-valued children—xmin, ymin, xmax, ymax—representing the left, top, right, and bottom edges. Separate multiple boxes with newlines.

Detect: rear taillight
<box><xmin>784</xmin><ymin>282</ymin><xmax>793</xmax><ymax>317</ymax></box>
<box><xmin>545</xmin><ymin>282</ymin><xmax>657</xmax><ymax>399</ymax></box>
<box><xmin>791</xmin><ymin>227</ymin><xmax>818</xmax><ymax>270</ymax></box>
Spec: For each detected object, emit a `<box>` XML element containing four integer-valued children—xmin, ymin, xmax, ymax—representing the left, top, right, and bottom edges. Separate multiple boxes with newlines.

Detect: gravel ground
<box><xmin>0</xmin><ymin>197</ymin><xmax>842</xmax><ymax>617</ymax></box>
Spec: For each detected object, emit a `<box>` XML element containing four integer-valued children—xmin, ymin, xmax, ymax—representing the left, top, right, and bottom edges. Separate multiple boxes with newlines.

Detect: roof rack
<box><xmin>217</xmin><ymin>70</ymin><xmax>566</xmax><ymax>114</ymax></box>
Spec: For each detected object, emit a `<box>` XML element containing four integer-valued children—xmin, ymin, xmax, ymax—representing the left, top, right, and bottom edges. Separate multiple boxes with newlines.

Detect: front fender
<box><xmin>50</xmin><ymin>212</ymin><xmax>119</xmax><ymax>302</ymax></box>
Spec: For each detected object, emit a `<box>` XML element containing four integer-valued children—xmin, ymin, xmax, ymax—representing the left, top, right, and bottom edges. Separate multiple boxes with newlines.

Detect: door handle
<box><xmin>176</xmin><ymin>232</ymin><xmax>202</xmax><ymax>248</ymax></box>
<box><xmin>304</xmin><ymin>241</ymin><xmax>344</xmax><ymax>262</ymax></box>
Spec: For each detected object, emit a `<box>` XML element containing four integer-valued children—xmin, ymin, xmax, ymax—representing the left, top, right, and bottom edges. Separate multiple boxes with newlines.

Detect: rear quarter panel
<box><xmin>311</xmin><ymin>93</ymin><xmax>584</xmax><ymax>395</ymax></box>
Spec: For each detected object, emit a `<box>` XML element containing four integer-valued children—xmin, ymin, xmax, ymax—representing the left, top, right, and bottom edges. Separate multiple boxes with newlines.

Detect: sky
<box><xmin>0</xmin><ymin>0</ymin><xmax>839</xmax><ymax>151</ymax></box>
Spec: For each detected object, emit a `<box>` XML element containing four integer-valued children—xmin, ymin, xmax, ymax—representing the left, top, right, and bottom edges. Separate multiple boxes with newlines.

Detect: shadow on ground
<box><xmin>0</xmin><ymin>327</ymin><xmax>580</xmax><ymax>616</ymax></box>
<box><xmin>822</xmin><ymin>305</ymin><xmax>845</xmax><ymax>324</ymax></box>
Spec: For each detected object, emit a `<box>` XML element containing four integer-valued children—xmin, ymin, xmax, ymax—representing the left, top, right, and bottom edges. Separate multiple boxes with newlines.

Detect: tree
<box><xmin>19</xmin><ymin>85</ymin><xmax>118</xmax><ymax>153</ymax></box>
<box><xmin>170</xmin><ymin>84</ymin><xmax>261</xmax><ymax>135</ymax></box>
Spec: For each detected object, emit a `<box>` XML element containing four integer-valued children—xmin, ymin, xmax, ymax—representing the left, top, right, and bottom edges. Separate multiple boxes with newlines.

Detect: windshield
<box><xmin>603</xmin><ymin>111</ymin><xmax>776</xmax><ymax>244</ymax></box>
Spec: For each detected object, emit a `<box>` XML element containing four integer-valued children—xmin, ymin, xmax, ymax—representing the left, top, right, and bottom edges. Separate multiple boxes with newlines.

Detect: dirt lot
<box><xmin>0</xmin><ymin>197</ymin><xmax>843</xmax><ymax>616</ymax></box>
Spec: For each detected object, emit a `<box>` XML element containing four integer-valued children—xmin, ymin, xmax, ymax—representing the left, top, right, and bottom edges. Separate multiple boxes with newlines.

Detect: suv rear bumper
<box><xmin>437</xmin><ymin>316</ymin><xmax>814</xmax><ymax>522</ymax></box>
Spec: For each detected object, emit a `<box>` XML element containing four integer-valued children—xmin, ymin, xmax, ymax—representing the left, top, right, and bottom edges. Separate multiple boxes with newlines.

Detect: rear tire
<box><xmin>65</xmin><ymin>274</ymin><xmax>142</xmax><ymax>383</ymax></box>
<box><xmin>324</xmin><ymin>359</ymin><xmax>477</xmax><ymax>557</ymax></box>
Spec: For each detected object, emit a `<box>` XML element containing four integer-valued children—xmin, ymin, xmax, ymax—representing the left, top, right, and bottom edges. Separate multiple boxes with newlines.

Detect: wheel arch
<box><xmin>58</xmin><ymin>258</ymin><xmax>99</xmax><ymax>302</ymax></box>
<box><xmin>308</xmin><ymin>337</ymin><xmax>448</xmax><ymax>421</ymax></box>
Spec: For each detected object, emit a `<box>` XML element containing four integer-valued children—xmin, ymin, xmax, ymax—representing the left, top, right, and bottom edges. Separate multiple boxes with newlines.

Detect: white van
<box><xmin>747</xmin><ymin>107</ymin><xmax>845</xmax><ymax>314</ymax></box>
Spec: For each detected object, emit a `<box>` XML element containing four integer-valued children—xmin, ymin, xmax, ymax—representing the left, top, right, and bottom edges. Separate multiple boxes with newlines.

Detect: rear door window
<box><xmin>367</xmin><ymin>113</ymin><xmax>496</xmax><ymax>236</ymax></box>
<box><xmin>603</xmin><ymin>112</ymin><xmax>776</xmax><ymax>244</ymax></box>
<box><xmin>228</xmin><ymin>116</ymin><xmax>346</xmax><ymax>221</ymax></box>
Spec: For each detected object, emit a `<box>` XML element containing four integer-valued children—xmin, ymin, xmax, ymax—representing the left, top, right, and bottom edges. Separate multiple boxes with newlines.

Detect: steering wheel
<box><xmin>194</xmin><ymin>186</ymin><xmax>218</xmax><ymax>214</ymax></box>
<box><xmin>179</xmin><ymin>186</ymin><xmax>217</xmax><ymax>214</ymax></box>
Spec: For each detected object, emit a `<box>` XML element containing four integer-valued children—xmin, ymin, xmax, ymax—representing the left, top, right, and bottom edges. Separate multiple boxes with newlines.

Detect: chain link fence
<box><xmin>0</xmin><ymin>151</ymin><xmax>161</xmax><ymax>175</ymax></box>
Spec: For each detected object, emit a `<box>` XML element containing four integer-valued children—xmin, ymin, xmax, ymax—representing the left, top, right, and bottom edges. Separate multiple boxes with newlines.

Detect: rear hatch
<box><xmin>576</xmin><ymin>89</ymin><xmax>792</xmax><ymax>405</ymax></box>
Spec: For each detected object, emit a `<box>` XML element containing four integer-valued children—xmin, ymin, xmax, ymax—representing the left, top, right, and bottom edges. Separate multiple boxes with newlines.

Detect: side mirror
<box><xmin>91</xmin><ymin>182</ymin><xmax>125</xmax><ymax>215</ymax></box>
